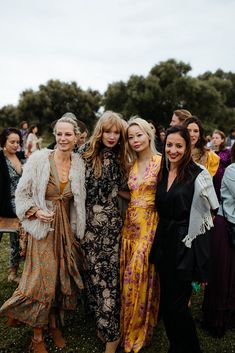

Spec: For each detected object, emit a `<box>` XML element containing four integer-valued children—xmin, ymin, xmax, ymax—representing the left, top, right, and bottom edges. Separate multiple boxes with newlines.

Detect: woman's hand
<box><xmin>35</xmin><ymin>210</ymin><xmax>54</xmax><ymax>223</ymax></box>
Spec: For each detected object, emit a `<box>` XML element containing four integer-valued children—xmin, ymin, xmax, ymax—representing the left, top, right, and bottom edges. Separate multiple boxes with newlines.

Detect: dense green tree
<box><xmin>104</xmin><ymin>59</ymin><xmax>235</xmax><ymax>131</ymax></box>
<box><xmin>17</xmin><ymin>80</ymin><xmax>102</xmax><ymax>133</ymax></box>
<box><xmin>0</xmin><ymin>105</ymin><xmax>19</xmax><ymax>130</ymax></box>
<box><xmin>1</xmin><ymin>60</ymin><xmax>235</xmax><ymax>134</ymax></box>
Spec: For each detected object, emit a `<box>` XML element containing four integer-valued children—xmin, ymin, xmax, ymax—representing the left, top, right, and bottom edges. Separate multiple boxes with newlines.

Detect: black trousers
<box><xmin>159</xmin><ymin>273</ymin><xmax>202</xmax><ymax>353</ymax></box>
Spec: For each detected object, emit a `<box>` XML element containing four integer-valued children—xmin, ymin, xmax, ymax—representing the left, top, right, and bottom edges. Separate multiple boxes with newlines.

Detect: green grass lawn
<box><xmin>0</xmin><ymin>234</ymin><xmax>235</xmax><ymax>353</ymax></box>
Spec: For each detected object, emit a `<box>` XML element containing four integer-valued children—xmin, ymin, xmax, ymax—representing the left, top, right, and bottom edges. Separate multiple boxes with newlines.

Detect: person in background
<box><xmin>183</xmin><ymin>116</ymin><xmax>220</xmax><ymax>177</ymax></box>
<box><xmin>205</xmin><ymin>134</ymin><xmax>213</xmax><ymax>148</ymax></box>
<box><xmin>226</xmin><ymin>126</ymin><xmax>235</xmax><ymax>148</ymax></box>
<box><xmin>150</xmin><ymin>125</ymin><xmax>219</xmax><ymax>353</ymax></box>
<box><xmin>120</xmin><ymin>117</ymin><xmax>161</xmax><ymax>353</ymax></box>
<box><xmin>148</xmin><ymin>120</ymin><xmax>163</xmax><ymax>153</ymax></box>
<box><xmin>0</xmin><ymin>128</ymin><xmax>26</xmax><ymax>283</ymax></box>
<box><xmin>203</xmin><ymin>143</ymin><xmax>235</xmax><ymax>337</ymax></box>
<box><xmin>80</xmin><ymin>111</ymin><xmax>128</xmax><ymax>353</ymax></box>
<box><xmin>211</xmin><ymin>130</ymin><xmax>231</xmax><ymax>201</ymax></box>
<box><xmin>0</xmin><ymin>116</ymin><xmax>85</xmax><ymax>353</ymax></box>
<box><xmin>159</xmin><ymin>125</ymin><xmax>166</xmax><ymax>144</ymax></box>
<box><xmin>25</xmin><ymin>125</ymin><xmax>42</xmax><ymax>156</ymax></box>
<box><xmin>19</xmin><ymin>121</ymin><xmax>28</xmax><ymax>152</ymax></box>
<box><xmin>77</xmin><ymin>120</ymin><xmax>88</xmax><ymax>147</ymax></box>
<box><xmin>169</xmin><ymin>109</ymin><xmax>192</xmax><ymax>127</ymax></box>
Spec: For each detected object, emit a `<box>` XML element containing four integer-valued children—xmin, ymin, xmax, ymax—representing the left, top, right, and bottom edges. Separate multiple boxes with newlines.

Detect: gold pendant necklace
<box><xmin>61</xmin><ymin>166</ymin><xmax>68</xmax><ymax>182</ymax></box>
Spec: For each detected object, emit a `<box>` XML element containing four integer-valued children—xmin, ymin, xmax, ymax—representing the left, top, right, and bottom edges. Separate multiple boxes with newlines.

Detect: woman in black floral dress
<box><xmin>80</xmin><ymin>111</ymin><xmax>129</xmax><ymax>353</ymax></box>
<box><xmin>0</xmin><ymin>128</ymin><xmax>26</xmax><ymax>283</ymax></box>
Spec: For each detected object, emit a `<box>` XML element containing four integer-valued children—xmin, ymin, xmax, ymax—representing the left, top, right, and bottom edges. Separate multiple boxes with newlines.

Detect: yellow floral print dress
<box><xmin>120</xmin><ymin>155</ymin><xmax>161</xmax><ymax>353</ymax></box>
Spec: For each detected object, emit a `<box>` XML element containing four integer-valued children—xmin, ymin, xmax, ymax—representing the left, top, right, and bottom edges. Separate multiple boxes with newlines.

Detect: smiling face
<box><xmin>128</xmin><ymin>124</ymin><xmax>150</xmax><ymax>153</ymax></box>
<box><xmin>55</xmin><ymin>122</ymin><xmax>77</xmax><ymax>152</ymax></box>
<box><xmin>102</xmin><ymin>125</ymin><xmax>120</xmax><ymax>148</ymax></box>
<box><xmin>165</xmin><ymin>132</ymin><xmax>186</xmax><ymax>167</ymax></box>
<box><xmin>187</xmin><ymin>122</ymin><xmax>200</xmax><ymax>147</ymax></box>
<box><xmin>4</xmin><ymin>133</ymin><xmax>21</xmax><ymax>155</ymax></box>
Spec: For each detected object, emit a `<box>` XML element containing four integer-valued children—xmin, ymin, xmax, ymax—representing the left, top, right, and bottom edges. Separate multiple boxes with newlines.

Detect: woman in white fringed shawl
<box><xmin>0</xmin><ymin>115</ymin><xmax>86</xmax><ymax>353</ymax></box>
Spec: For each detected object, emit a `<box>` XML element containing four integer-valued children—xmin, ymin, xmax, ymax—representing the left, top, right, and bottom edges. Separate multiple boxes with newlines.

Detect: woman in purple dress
<box><xmin>203</xmin><ymin>143</ymin><xmax>235</xmax><ymax>337</ymax></box>
<box><xmin>212</xmin><ymin>130</ymin><xmax>231</xmax><ymax>201</ymax></box>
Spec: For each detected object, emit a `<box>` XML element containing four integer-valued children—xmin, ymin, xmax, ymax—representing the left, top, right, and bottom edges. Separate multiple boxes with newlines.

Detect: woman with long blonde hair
<box><xmin>120</xmin><ymin>117</ymin><xmax>161</xmax><ymax>352</ymax></box>
<box><xmin>80</xmin><ymin>111</ymin><xmax>128</xmax><ymax>353</ymax></box>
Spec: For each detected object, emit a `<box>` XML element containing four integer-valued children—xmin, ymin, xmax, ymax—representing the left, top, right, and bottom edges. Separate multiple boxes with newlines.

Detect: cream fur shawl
<box><xmin>15</xmin><ymin>149</ymin><xmax>86</xmax><ymax>240</ymax></box>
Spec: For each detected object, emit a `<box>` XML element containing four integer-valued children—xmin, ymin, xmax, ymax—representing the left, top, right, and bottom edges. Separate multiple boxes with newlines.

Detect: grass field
<box><xmin>0</xmin><ymin>234</ymin><xmax>235</xmax><ymax>353</ymax></box>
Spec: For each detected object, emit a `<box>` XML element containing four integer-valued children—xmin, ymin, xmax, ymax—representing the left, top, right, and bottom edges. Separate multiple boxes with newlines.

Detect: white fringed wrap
<box><xmin>182</xmin><ymin>167</ymin><xmax>219</xmax><ymax>248</ymax></box>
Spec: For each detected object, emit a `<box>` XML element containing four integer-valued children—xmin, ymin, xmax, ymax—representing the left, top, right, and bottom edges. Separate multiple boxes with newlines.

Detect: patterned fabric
<box><xmin>81</xmin><ymin>147</ymin><xmax>124</xmax><ymax>342</ymax></box>
<box><xmin>0</xmin><ymin>156</ymin><xmax>83</xmax><ymax>327</ymax></box>
<box><xmin>191</xmin><ymin>148</ymin><xmax>220</xmax><ymax>176</ymax></box>
<box><xmin>4</xmin><ymin>157</ymin><xmax>22</xmax><ymax>267</ymax></box>
<box><xmin>5</xmin><ymin>157</ymin><xmax>22</xmax><ymax>213</ymax></box>
<box><xmin>120</xmin><ymin>155</ymin><xmax>161</xmax><ymax>353</ymax></box>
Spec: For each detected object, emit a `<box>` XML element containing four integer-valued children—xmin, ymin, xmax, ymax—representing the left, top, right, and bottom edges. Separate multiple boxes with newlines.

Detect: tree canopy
<box><xmin>0</xmin><ymin>80</ymin><xmax>101</xmax><ymax>133</ymax></box>
<box><xmin>104</xmin><ymin>59</ymin><xmax>235</xmax><ymax>132</ymax></box>
<box><xmin>1</xmin><ymin>59</ymin><xmax>235</xmax><ymax>134</ymax></box>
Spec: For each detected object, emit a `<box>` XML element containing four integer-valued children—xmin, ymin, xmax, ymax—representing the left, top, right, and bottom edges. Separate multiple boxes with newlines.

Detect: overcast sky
<box><xmin>0</xmin><ymin>0</ymin><xmax>234</xmax><ymax>107</ymax></box>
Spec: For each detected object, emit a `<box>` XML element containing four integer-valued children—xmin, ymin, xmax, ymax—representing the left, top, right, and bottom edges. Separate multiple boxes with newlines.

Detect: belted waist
<box><xmin>46</xmin><ymin>194</ymin><xmax>65</xmax><ymax>201</ymax></box>
<box><xmin>129</xmin><ymin>201</ymin><xmax>156</xmax><ymax>209</ymax></box>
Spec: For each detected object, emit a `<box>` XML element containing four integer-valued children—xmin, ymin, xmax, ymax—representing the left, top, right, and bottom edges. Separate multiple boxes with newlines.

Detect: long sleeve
<box><xmin>220</xmin><ymin>163</ymin><xmax>235</xmax><ymax>224</ymax></box>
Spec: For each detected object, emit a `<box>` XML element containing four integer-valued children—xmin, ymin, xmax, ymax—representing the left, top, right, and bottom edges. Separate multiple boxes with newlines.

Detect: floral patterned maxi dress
<box><xmin>81</xmin><ymin>148</ymin><xmax>124</xmax><ymax>342</ymax></box>
<box><xmin>120</xmin><ymin>155</ymin><xmax>161</xmax><ymax>353</ymax></box>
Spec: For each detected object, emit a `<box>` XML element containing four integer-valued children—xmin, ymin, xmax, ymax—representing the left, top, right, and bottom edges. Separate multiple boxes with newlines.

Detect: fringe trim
<box><xmin>182</xmin><ymin>215</ymin><xmax>214</xmax><ymax>248</ymax></box>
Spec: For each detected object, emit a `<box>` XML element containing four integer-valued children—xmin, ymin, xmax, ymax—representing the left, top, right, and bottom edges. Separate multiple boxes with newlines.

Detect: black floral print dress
<box><xmin>80</xmin><ymin>146</ymin><xmax>124</xmax><ymax>342</ymax></box>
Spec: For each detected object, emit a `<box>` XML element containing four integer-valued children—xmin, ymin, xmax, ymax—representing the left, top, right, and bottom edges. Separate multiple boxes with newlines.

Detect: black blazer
<box><xmin>0</xmin><ymin>150</ymin><xmax>25</xmax><ymax>218</ymax></box>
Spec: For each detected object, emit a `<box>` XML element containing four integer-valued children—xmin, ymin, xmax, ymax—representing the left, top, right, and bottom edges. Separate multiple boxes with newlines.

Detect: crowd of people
<box><xmin>0</xmin><ymin>109</ymin><xmax>235</xmax><ymax>353</ymax></box>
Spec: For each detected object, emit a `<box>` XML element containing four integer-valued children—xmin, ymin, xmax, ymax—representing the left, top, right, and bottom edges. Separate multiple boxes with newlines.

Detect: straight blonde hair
<box><xmin>126</xmin><ymin>116</ymin><xmax>160</xmax><ymax>162</ymax></box>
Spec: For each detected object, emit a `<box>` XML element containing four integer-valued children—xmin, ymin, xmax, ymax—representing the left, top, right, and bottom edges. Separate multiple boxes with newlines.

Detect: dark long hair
<box><xmin>158</xmin><ymin>125</ymin><xmax>199</xmax><ymax>183</ymax></box>
<box><xmin>0</xmin><ymin>127</ymin><xmax>23</xmax><ymax>148</ymax></box>
<box><xmin>183</xmin><ymin>116</ymin><xmax>207</xmax><ymax>154</ymax></box>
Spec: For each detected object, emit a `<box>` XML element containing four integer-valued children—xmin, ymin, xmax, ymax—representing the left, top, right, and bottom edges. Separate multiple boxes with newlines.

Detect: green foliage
<box><xmin>0</xmin><ymin>105</ymin><xmax>19</xmax><ymax>130</ymax></box>
<box><xmin>1</xmin><ymin>235</ymin><xmax>235</xmax><ymax>352</ymax></box>
<box><xmin>104</xmin><ymin>59</ymin><xmax>235</xmax><ymax>131</ymax></box>
<box><xmin>0</xmin><ymin>80</ymin><xmax>102</xmax><ymax>134</ymax></box>
<box><xmin>1</xmin><ymin>60</ymin><xmax>235</xmax><ymax>134</ymax></box>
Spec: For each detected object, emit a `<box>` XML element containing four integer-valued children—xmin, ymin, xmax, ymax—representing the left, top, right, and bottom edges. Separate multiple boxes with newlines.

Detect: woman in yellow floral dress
<box><xmin>120</xmin><ymin>117</ymin><xmax>161</xmax><ymax>353</ymax></box>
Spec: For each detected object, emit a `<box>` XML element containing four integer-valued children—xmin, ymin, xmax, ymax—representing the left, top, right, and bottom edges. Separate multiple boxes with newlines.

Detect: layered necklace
<box><xmin>53</xmin><ymin>151</ymin><xmax>71</xmax><ymax>183</ymax></box>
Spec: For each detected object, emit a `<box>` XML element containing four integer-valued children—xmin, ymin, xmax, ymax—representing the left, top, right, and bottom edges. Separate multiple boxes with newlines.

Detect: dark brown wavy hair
<box><xmin>0</xmin><ymin>127</ymin><xmax>23</xmax><ymax>148</ymax></box>
<box><xmin>183</xmin><ymin>116</ymin><xmax>207</xmax><ymax>155</ymax></box>
<box><xmin>158</xmin><ymin>125</ymin><xmax>199</xmax><ymax>183</ymax></box>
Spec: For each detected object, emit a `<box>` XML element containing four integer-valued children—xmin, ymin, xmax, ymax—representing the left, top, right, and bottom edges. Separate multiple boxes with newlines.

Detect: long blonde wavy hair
<box><xmin>82</xmin><ymin>111</ymin><xmax>129</xmax><ymax>178</ymax></box>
